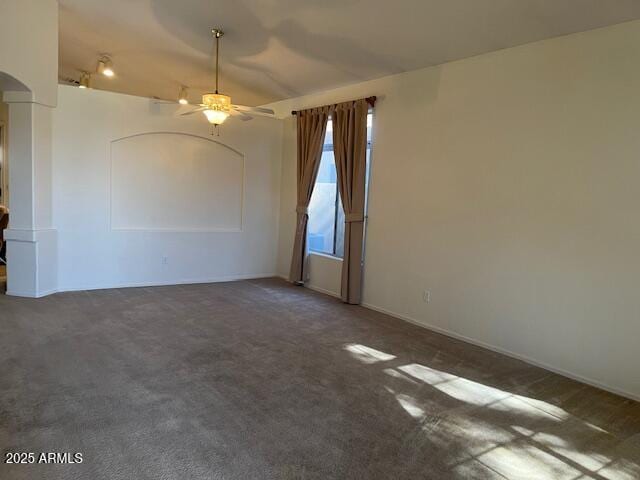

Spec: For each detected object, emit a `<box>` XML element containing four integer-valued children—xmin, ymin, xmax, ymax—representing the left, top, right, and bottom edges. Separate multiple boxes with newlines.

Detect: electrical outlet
<box><xmin>422</xmin><ymin>290</ymin><xmax>431</xmax><ymax>303</ymax></box>
<box><xmin>162</xmin><ymin>256</ymin><xmax>169</xmax><ymax>265</ymax></box>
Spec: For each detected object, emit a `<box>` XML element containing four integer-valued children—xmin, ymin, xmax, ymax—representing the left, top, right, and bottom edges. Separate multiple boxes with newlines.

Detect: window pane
<box><xmin>307</xmin><ymin>113</ymin><xmax>371</xmax><ymax>259</ymax></box>
<box><xmin>325</xmin><ymin>118</ymin><xmax>333</xmax><ymax>145</ymax></box>
<box><xmin>308</xmin><ymin>150</ymin><xmax>337</xmax><ymax>255</ymax></box>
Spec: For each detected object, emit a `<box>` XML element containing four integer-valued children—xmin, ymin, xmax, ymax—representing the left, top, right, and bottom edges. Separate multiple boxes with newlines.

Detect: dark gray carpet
<box><xmin>1</xmin><ymin>278</ymin><xmax>639</xmax><ymax>479</ymax></box>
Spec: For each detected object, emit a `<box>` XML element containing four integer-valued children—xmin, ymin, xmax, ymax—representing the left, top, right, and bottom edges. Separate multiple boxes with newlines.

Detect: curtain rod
<box><xmin>291</xmin><ymin>96</ymin><xmax>376</xmax><ymax>116</ymax></box>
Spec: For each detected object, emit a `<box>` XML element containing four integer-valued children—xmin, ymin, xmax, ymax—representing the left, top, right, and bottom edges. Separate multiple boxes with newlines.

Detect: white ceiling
<box><xmin>59</xmin><ymin>0</ymin><xmax>640</xmax><ymax>106</ymax></box>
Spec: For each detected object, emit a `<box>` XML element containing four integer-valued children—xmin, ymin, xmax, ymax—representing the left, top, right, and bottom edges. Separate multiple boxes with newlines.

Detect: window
<box><xmin>307</xmin><ymin>112</ymin><xmax>372</xmax><ymax>258</ymax></box>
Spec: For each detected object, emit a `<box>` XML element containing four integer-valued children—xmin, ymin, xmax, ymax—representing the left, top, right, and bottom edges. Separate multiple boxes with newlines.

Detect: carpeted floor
<box><xmin>1</xmin><ymin>278</ymin><xmax>639</xmax><ymax>479</ymax></box>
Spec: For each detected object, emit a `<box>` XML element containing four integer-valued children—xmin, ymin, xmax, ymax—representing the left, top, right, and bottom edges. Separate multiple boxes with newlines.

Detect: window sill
<box><xmin>309</xmin><ymin>251</ymin><xmax>343</xmax><ymax>262</ymax></box>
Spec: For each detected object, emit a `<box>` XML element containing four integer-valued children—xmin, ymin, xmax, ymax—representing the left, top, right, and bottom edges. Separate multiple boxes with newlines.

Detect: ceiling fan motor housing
<box><xmin>202</xmin><ymin>93</ymin><xmax>231</xmax><ymax>111</ymax></box>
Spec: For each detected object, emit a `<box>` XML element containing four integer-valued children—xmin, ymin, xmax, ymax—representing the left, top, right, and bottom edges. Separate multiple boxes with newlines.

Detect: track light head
<box><xmin>97</xmin><ymin>55</ymin><xmax>115</xmax><ymax>77</ymax></box>
<box><xmin>178</xmin><ymin>86</ymin><xmax>189</xmax><ymax>105</ymax></box>
<box><xmin>78</xmin><ymin>71</ymin><xmax>91</xmax><ymax>89</ymax></box>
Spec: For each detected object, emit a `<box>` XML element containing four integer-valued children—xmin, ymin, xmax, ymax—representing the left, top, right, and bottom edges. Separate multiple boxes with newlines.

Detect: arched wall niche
<box><xmin>110</xmin><ymin>132</ymin><xmax>245</xmax><ymax>232</ymax></box>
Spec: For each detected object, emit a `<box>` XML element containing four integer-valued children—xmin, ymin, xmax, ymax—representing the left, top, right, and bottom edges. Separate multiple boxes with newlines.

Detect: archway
<box><xmin>0</xmin><ymin>71</ymin><xmax>57</xmax><ymax>297</ymax></box>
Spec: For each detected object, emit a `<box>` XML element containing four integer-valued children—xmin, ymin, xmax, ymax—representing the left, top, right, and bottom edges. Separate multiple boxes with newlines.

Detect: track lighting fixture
<box><xmin>178</xmin><ymin>86</ymin><xmax>189</xmax><ymax>105</ymax></box>
<box><xmin>97</xmin><ymin>55</ymin><xmax>115</xmax><ymax>77</ymax></box>
<box><xmin>78</xmin><ymin>71</ymin><xmax>91</xmax><ymax>89</ymax></box>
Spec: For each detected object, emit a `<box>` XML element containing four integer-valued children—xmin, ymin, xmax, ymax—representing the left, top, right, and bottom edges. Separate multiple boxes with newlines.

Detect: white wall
<box><xmin>272</xmin><ymin>20</ymin><xmax>640</xmax><ymax>400</ymax></box>
<box><xmin>53</xmin><ymin>85</ymin><xmax>283</xmax><ymax>291</ymax></box>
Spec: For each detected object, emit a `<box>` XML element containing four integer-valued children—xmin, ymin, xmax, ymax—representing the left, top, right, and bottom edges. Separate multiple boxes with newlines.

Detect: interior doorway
<box><xmin>0</xmin><ymin>70</ymin><xmax>56</xmax><ymax>297</ymax></box>
<box><xmin>0</xmin><ymin>117</ymin><xmax>7</xmax><ymax>292</ymax></box>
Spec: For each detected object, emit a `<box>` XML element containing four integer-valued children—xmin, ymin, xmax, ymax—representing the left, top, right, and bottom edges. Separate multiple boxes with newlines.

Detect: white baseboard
<box><xmin>35</xmin><ymin>288</ymin><xmax>60</xmax><ymax>298</ymax></box>
<box><xmin>6</xmin><ymin>287</ymin><xmax>58</xmax><ymax>298</ymax></box>
<box><xmin>6</xmin><ymin>289</ymin><xmax>39</xmax><ymax>298</ymax></box>
<box><xmin>306</xmin><ymin>283</ymin><xmax>340</xmax><ymax>298</ymax></box>
<box><xmin>54</xmin><ymin>273</ymin><xmax>278</xmax><ymax>294</ymax></box>
<box><xmin>275</xmin><ymin>273</ymin><xmax>342</xmax><ymax>299</ymax></box>
<box><xmin>361</xmin><ymin>301</ymin><xmax>640</xmax><ymax>403</ymax></box>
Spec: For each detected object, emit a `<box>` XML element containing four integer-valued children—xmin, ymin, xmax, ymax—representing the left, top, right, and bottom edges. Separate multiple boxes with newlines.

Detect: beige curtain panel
<box><xmin>289</xmin><ymin>106</ymin><xmax>330</xmax><ymax>284</ymax></box>
<box><xmin>332</xmin><ymin>99</ymin><xmax>369</xmax><ymax>304</ymax></box>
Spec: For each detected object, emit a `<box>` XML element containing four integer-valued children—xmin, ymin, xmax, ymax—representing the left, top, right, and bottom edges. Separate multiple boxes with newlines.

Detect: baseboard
<box><xmin>275</xmin><ymin>273</ymin><xmax>342</xmax><ymax>299</ymax></box>
<box><xmin>6</xmin><ymin>289</ymin><xmax>39</xmax><ymax>298</ymax></box>
<box><xmin>55</xmin><ymin>273</ymin><xmax>278</xmax><ymax>294</ymax></box>
<box><xmin>35</xmin><ymin>288</ymin><xmax>60</xmax><ymax>298</ymax></box>
<box><xmin>5</xmin><ymin>286</ymin><xmax>58</xmax><ymax>298</ymax></box>
<box><xmin>275</xmin><ymin>273</ymin><xmax>340</xmax><ymax>298</ymax></box>
<box><xmin>360</xmin><ymin>301</ymin><xmax>640</xmax><ymax>403</ymax></box>
<box><xmin>306</xmin><ymin>283</ymin><xmax>340</xmax><ymax>298</ymax></box>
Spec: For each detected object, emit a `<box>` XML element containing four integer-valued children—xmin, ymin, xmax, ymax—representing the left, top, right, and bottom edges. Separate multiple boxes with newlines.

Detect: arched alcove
<box><xmin>1</xmin><ymin>69</ymin><xmax>56</xmax><ymax>297</ymax></box>
<box><xmin>0</xmin><ymin>72</ymin><xmax>31</xmax><ymax>213</ymax></box>
<box><xmin>0</xmin><ymin>71</ymin><xmax>31</xmax><ymax>93</ymax></box>
<box><xmin>110</xmin><ymin>132</ymin><xmax>245</xmax><ymax>232</ymax></box>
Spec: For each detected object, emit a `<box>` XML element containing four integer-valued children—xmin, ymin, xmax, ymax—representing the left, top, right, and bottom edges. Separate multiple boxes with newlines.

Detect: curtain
<box><xmin>289</xmin><ymin>106</ymin><xmax>330</xmax><ymax>284</ymax></box>
<box><xmin>332</xmin><ymin>99</ymin><xmax>368</xmax><ymax>304</ymax></box>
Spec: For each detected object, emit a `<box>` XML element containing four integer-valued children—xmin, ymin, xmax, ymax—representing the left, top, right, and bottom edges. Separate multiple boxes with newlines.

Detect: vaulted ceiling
<box><xmin>59</xmin><ymin>0</ymin><xmax>640</xmax><ymax>106</ymax></box>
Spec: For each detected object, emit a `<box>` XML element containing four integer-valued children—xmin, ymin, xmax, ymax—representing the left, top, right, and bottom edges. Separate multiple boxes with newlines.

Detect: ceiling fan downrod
<box><xmin>212</xmin><ymin>28</ymin><xmax>224</xmax><ymax>94</ymax></box>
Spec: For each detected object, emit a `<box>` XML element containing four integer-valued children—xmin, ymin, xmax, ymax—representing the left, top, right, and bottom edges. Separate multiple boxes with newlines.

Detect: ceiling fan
<box><xmin>178</xmin><ymin>29</ymin><xmax>275</xmax><ymax>127</ymax></box>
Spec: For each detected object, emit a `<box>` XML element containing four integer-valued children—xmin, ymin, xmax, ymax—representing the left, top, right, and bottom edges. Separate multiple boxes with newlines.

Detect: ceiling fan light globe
<box><xmin>203</xmin><ymin>109</ymin><xmax>230</xmax><ymax>125</ymax></box>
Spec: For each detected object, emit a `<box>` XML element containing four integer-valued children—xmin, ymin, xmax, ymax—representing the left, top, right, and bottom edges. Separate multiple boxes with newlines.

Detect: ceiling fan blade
<box><xmin>180</xmin><ymin>106</ymin><xmax>208</xmax><ymax>116</ymax></box>
<box><xmin>231</xmin><ymin>104</ymin><xmax>275</xmax><ymax>117</ymax></box>
<box><xmin>229</xmin><ymin>110</ymin><xmax>253</xmax><ymax>122</ymax></box>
